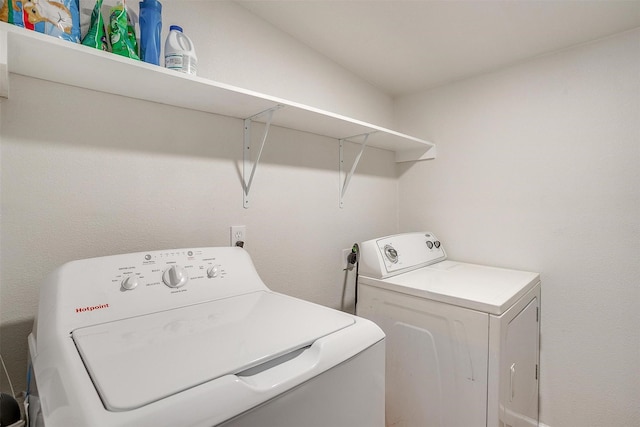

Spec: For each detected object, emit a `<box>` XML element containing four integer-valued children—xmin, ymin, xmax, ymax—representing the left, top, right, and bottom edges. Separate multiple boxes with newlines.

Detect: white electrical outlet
<box><xmin>231</xmin><ymin>226</ymin><xmax>246</xmax><ymax>247</ymax></box>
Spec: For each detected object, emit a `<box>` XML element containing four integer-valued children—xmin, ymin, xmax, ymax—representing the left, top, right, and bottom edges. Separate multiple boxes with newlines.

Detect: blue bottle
<box><xmin>139</xmin><ymin>0</ymin><xmax>162</xmax><ymax>65</ymax></box>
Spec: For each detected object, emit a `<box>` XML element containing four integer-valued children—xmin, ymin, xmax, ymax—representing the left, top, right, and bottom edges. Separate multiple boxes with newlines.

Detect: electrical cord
<box><xmin>348</xmin><ymin>244</ymin><xmax>359</xmax><ymax>315</ymax></box>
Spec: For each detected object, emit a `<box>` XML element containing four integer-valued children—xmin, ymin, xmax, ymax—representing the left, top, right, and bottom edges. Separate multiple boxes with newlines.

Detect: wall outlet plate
<box><xmin>231</xmin><ymin>225</ymin><xmax>246</xmax><ymax>247</ymax></box>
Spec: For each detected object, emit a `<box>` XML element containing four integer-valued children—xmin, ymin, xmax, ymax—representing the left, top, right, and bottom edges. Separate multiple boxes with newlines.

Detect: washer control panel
<box><xmin>113</xmin><ymin>248</ymin><xmax>228</xmax><ymax>293</ymax></box>
<box><xmin>43</xmin><ymin>247</ymin><xmax>268</xmax><ymax>331</ymax></box>
<box><xmin>358</xmin><ymin>232</ymin><xmax>447</xmax><ymax>279</ymax></box>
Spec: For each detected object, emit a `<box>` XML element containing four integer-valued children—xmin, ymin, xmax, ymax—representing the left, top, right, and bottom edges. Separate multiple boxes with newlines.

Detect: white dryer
<box><xmin>356</xmin><ymin>232</ymin><xmax>540</xmax><ymax>427</ymax></box>
<box><xmin>27</xmin><ymin>247</ymin><xmax>385</xmax><ymax>427</ymax></box>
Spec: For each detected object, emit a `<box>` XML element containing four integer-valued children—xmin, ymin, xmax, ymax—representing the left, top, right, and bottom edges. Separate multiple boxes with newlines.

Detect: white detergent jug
<box><xmin>164</xmin><ymin>25</ymin><xmax>197</xmax><ymax>75</ymax></box>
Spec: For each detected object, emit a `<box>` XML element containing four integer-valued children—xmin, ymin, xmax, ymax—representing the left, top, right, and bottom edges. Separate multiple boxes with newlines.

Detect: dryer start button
<box><xmin>163</xmin><ymin>265</ymin><xmax>189</xmax><ymax>288</ymax></box>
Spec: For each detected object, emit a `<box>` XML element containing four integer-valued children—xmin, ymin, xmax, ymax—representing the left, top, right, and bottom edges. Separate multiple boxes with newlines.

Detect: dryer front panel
<box><xmin>357</xmin><ymin>283</ymin><xmax>489</xmax><ymax>427</ymax></box>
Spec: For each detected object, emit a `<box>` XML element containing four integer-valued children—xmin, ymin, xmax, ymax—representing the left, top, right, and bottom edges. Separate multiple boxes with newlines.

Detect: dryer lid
<box><xmin>72</xmin><ymin>291</ymin><xmax>354</xmax><ymax>411</ymax></box>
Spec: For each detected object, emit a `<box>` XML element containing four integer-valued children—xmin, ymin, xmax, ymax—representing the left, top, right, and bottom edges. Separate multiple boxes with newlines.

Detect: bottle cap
<box><xmin>169</xmin><ymin>25</ymin><xmax>183</xmax><ymax>32</ymax></box>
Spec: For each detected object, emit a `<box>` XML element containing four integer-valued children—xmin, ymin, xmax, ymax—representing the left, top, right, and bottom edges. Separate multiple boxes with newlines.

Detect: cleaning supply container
<box><xmin>164</xmin><ymin>25</ymin><xmax>197</xmax><ymax>75</ymax></box>
<box><xmin>139</xmin><ymin>0</ymin><xmax>162</xmax><ymax>65</ymax></box>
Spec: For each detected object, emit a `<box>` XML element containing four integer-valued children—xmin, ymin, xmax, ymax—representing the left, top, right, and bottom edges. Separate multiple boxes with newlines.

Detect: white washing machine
<box><xmin>27</xmin><ymin>247</ymin><xmax>385</xmax><ymax>427</ymax></box>
<box><xmin>356</xmin><ymin>232</ymin><xmax>540</xmax><ymax>427</ymax></box>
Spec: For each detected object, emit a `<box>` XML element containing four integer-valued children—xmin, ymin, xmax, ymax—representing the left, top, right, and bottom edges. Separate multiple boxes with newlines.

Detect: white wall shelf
<box><xmin>0</xmin><ymin>23</ymin><xmax>436</xmax><ymax>163</ymax></box>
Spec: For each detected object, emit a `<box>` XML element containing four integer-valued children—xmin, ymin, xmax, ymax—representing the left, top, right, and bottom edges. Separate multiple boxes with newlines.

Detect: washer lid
<box><xmin>72</xmin><ymin>291</ymin><xmax>354</xmax><ymax>411</ymax></box>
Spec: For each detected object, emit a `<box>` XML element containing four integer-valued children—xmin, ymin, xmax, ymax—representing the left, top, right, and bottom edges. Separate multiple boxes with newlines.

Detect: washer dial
<box><xmin>121</xmin><ymin>275</ymin><xmax>139</xmax><ymax>290</ymax></box>
<box><xmin>163</xmin><ymin>265</ymin><xmax>189</xmax><ymax>288</ymax></box>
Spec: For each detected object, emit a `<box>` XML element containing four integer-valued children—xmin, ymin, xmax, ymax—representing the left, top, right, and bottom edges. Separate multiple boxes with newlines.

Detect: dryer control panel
<box><xmin>358</xmin><ymin>232</ymin><xmax>447</xmax><ymax>279</ymax></box>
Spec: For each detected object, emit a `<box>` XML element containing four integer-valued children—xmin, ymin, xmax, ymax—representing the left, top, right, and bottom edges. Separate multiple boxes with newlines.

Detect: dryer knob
<box><xmin>383</xmin><ymin>244</ymin><xmax>399</xmax><ymax>263</ymax></box>
<box><xmin>207</xmin><ymin>266</ymin><xmax>219</xmax><ymax>278</ymax></box>
<box><xmin>121</xmin><ymin>275</ymin><xmax>139</xmax><ymax>290</ymax></box>
<box><xmin>163</xmin><ymin>265</ymin><xmax>189</xmax><ymax>288</ymax></box>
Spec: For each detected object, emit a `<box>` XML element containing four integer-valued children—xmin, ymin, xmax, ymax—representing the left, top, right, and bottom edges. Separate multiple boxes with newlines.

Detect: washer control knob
<box><xmin>163</xmin><ymin>265</ymin><xmax>189</xmax><ymax>288</ymax></box>
<box><xmin>434</xmin><ymin>241</ymin><xmax>441</xmax><ymax>248</ymax></box>
<box><xmin>121</xmin><ymin>275</ymin><xmax>139</xmax><ymax>290</ymax></box>
<box><xmin>207</xmin><ymin>266</ymin><xmax>219</xmax><ymax>278</ymax></box>
<box><xmin>426</xmin><ymin>241</ymin><xmax>434</xmax><ymax>249</ymax></box>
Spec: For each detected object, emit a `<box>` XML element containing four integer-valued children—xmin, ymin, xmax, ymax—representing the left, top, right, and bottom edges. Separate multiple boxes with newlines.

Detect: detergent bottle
<box><xmin>164</xmin><ymin>25</ymin><xmax>197</xmax><ymax>75</ymax></box>
<box><xmin>139</xmin><ymin>0</ymin><xmax>162</xmax><ymax>65</ymax></box>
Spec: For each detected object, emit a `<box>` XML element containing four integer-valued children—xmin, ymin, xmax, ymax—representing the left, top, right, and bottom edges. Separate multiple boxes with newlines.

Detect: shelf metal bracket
<box><xmin>339</xmin><ymin>132</ymin><xmax>372</xmax><ymax>208</ymax></box>
<box><xmin>243</xmin><ymin>105</ymin><xmax>282</xmax><ymax>208</ymax></box>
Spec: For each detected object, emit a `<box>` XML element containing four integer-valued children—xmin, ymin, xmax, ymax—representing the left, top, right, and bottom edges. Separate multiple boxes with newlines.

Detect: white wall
<box><xmin>0</xmin><ymin>1</ymin><xmax>398</xmax><ymax>393</ymax></box>
<box><xmin>395</xmin><ymin>29</ymin><xmax>640</xmax><ymax>427</ymax></box>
